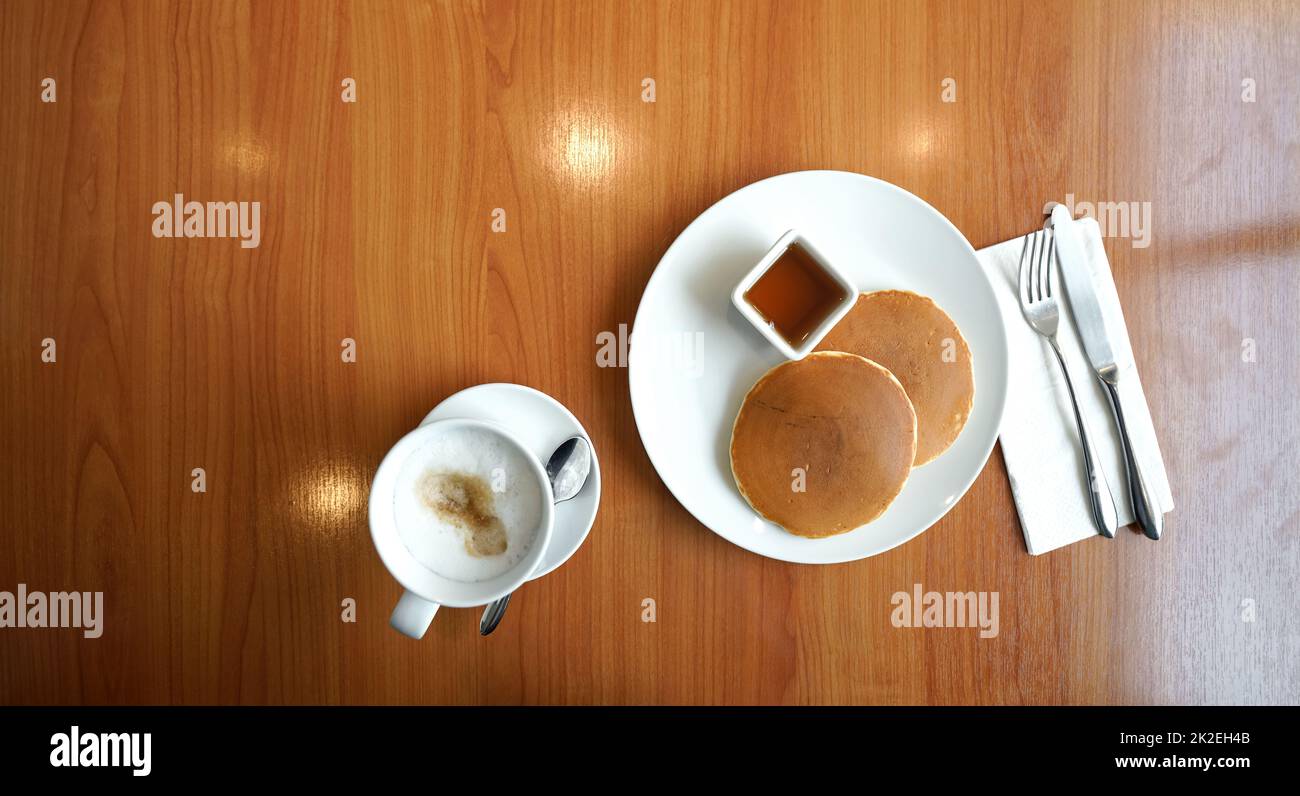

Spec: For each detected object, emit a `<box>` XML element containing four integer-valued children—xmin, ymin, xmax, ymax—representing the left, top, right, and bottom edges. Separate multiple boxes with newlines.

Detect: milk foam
<box><xmin>393</xmin><ymin>427</ymin><xmax>543</xmax><ymax>583</ymax></box>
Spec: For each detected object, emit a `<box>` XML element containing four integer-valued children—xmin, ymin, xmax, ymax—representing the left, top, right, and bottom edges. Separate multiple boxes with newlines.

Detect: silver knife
<box><xmin>1050</xmin><ymin>204</ymin><xmax>1163</xmax><ymax>540</ymax></box>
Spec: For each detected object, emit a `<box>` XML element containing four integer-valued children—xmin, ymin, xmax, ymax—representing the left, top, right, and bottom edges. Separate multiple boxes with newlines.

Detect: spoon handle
<box><xmin>479</xmin><ymin>593</ymin><xmax>512</xmax><ymax>635</ymax></box>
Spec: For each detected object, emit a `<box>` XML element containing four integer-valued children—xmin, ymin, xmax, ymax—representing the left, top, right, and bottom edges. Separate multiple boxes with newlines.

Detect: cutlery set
<box><xmin>1016</xmin><ymin>206</ymin><xmax>1164</xmax><ymax>541</ymax></box>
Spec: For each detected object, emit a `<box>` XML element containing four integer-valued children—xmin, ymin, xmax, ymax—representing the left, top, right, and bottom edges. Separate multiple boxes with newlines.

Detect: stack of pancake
<box><xmin>729</xmin><ymin>290</ymin><xmax>974</xmax><ymax>538</ymax></box>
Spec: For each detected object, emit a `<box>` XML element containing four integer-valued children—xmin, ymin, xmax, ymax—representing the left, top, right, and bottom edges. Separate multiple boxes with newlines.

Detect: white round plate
<box><xmin>629</xmin><ymin>170</ymin><xmax>1008</xmax><ymax>564</ymax></box>
<box><xmin>419</xmin><ymin>383</ymin><xmax>600</xmax><ymax>579</ymax></box>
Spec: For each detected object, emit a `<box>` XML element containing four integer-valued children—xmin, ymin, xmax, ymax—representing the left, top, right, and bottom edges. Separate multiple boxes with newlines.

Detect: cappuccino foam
<box><xmin>393</xmin><ymin>426</ymin><xmax>543</xmax><ymax>583</ymax></box>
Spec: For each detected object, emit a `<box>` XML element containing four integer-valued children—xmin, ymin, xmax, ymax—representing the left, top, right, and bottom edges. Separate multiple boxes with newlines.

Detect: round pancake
<box><xmin>729</xmin><ymin>351</ymin><xmax>917</xmax><ymax>538</ymax></box>
<box><xmin>816</xmin><ymin>290</ymin><xmax>974</xmax><ymax>466</ymax></box>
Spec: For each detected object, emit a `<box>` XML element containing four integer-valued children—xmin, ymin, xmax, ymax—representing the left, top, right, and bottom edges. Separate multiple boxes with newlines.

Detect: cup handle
<box><xmin>390</xmin><ymin>590</ymin><xmax>439</xmax><ymax>639</ymax></box>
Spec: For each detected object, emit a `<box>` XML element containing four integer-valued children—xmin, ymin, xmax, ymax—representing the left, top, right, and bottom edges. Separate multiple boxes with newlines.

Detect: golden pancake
<box><xmin>729</xmin><ymin>351</ymin><xmax>917</xmax><ymax>538</ymax></box>
<box><xmin>816</xmin><ymin>290</ymin><xmax>974</xmax><ymax>465</ymax></box>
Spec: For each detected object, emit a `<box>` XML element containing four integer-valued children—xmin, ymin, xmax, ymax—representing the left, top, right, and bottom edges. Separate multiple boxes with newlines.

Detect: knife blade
<box><xmin>1049</xmin><ymin>204</ymin><xmax>1163</xmax><ymax>540</ymax></box>
<box><xmin>1050</xmin><ymin>204</ymin><xmax>1120</xmax><ymax>379</ymax></box>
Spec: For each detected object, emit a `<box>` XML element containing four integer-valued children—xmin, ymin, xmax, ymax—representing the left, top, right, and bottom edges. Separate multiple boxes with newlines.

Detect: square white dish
<box><xmin>730</xmin><ymin>229</ymin><xmax>859</xmax><ymax>359</ymax></box>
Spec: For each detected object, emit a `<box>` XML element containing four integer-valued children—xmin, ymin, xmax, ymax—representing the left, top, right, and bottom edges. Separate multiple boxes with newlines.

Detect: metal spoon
<box><xmin>479</xmin><ymin>436</ymin><xmax>591</xmax><ymax>636</ymax></box>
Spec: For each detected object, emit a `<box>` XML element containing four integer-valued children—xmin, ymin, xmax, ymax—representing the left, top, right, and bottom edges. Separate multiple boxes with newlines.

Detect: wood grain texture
<box><xmin>1</xmin><ymin>0</ymin><xmax>1297</xmax><ymax>705</ymax></box>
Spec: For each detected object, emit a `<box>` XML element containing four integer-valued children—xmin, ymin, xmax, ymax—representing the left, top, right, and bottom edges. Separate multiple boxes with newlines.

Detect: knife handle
<box><xmin>1047</xmin><ymin>338</ymin><xmax>1118</xmax><ymax>538</ymax></box>
<box><xmin>1101</xmin><ymin>379</ymin><xmax>1164</xmax><ymax>540</ymax></box>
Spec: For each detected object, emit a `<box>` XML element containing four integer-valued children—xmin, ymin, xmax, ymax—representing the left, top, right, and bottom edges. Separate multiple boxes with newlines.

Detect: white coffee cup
<box><xmin>369</xmin><ymin>418</ymin><xmax>555</xmax><ymax>639</ymax></box>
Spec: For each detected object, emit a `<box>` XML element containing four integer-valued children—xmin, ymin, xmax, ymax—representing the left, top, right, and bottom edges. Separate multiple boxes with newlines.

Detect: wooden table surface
<box><xmin>1</xmin><ymin>0</ymin><xmax>1297</xmax><ymax>705</ymax></box>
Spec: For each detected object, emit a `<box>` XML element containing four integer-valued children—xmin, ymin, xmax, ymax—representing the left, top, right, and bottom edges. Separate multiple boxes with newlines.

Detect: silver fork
<box><xmin>1017</xmin><ymin>230</ymin><xmax>1118</xmax><ymax>539</ymax></box>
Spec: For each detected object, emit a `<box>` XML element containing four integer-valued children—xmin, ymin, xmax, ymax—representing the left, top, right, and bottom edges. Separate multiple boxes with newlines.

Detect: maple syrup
<box><xmin>743</xmin><ymin>243</ymin><xmax>848</xmax><ymax>346</ymax></box>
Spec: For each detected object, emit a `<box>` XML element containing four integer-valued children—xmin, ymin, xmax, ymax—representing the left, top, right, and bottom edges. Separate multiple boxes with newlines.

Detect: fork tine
<box><xmin>1045</xmin><ymin>233</ymin><xmax>1055</xmax><ymax>299</ymax></box>
<box><xmin>1038</xmin><ymin>230</ymin><xmax>1050</xmax><ymax>302</ymax></box>
<box><xmin>1029</xmin><ymin>230</ymin><xmax>1042</xmax><ymax>301</ymax></box>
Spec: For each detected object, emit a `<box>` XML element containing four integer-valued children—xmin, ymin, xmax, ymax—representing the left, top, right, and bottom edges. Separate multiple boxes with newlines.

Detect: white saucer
<box><xmin>419</xmin><ymin>383</ymin><xmax>600</xmax><ymax>579</ymax></box>
<box><xmin>629</xmin><ymin>170</ymin><xmax>1009</xmax><ymax>564</ymax></box>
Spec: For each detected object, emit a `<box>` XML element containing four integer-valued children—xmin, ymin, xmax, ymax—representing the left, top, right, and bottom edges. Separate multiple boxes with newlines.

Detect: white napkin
<box><xmin>976</xmin><ymin>218</ymin><xmax>1174</xmax><ymax>554</ymax></box>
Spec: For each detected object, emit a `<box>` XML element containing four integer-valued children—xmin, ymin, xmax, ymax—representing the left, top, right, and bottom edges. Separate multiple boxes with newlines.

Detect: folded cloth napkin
<box><xmin>976</xmin><ymin>218</ymin><xmax>1174</xmax><ymax>554</ymax></box>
